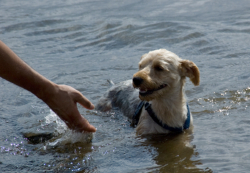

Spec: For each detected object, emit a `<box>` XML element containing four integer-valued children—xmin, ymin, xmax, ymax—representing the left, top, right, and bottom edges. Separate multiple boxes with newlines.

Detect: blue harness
<box><xmin>132</xmin><ymin>101</ymin><xmax>191</xmax><ymax>133</ymax></box>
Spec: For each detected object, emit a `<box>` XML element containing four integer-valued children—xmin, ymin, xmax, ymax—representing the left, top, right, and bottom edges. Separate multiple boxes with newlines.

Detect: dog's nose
<box><xmin>133</xmin><ymin>77</ymin><xmax>143</xmax><ymax>86</ymax></box>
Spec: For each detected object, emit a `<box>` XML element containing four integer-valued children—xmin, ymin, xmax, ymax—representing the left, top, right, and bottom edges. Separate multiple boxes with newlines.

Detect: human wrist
<box><xmin>34</xmin><ymin>79</ymin><xmax>58</xmax><ymax>103</ymax></box>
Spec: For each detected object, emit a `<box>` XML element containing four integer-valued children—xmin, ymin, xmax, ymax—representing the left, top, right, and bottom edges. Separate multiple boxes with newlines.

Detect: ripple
<box><xmin>3</xmin><ymin>19</ymin><xmax>69</xmax><ymax>33</ymax></box>
<box><xmin>223</xmin><ymin>52</ymin><xmax>248</xmax><ymax>59</ymax></box>
<box><xmin>69</xmin><ymin>21</ymin><xmax>196</xmax><ymax>51</ymax></box>
<box><xmin>218</xmin><ymin>28</ymin><xmax>250</xmax><ymax>34</ymax></box>
<box><xmin>24</xmin><ymin>25</ymin><xmax>83</xmax><ymax>36</ymax></box>
<box><xmin>199</xmin><ymin>45</ymin><xmax>224</xmax><ymax>54</ymax></box>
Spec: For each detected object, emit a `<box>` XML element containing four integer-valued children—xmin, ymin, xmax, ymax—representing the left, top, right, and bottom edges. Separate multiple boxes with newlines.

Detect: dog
<box><xmin>96</xmin><ymin>49</ymin><xmax>200</xmax><ymax>135</ymax></box>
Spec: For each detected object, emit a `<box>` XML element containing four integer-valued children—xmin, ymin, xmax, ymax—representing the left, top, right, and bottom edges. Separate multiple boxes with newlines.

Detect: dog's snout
<box><xmin>133</xmin><ymin>77</ymin><xmax>143</xmax><ymax>86</ymax></box>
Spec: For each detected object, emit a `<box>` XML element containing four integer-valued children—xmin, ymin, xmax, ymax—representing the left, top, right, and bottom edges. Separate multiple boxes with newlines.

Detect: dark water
<box><xmin>1</xmin><ymin>0</ymin><xmax>250</xmax><ymax>172</ymax></box>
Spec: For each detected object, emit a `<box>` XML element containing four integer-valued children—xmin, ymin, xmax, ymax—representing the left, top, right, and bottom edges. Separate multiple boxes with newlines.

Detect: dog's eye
<box><xmin>154</xmin><ymin>65</ymin><xmax>164</xmax><ymax>71</ymax></box>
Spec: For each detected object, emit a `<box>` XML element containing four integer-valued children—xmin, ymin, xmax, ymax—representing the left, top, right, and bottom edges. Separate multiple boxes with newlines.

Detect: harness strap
<box><xmin>131</xmin><ymin>101</ymin><xmax>145</xmax><ymax>127</ymax></box>
<box><xmin>183</xmin><ymin>104</ymin><xmax>191</xmax><ymax>130</ymax></box>
<box><xmin>132</xmin><ymin>101</ymin><xmax>191</xmax><ymax>133</ymax></box>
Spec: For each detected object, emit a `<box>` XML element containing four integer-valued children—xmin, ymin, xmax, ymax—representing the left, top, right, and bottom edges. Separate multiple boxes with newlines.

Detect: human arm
<box><xmin>0</xmin><ymin>40</ymin><xmax>96</xmax><ymax>132</ymax></box>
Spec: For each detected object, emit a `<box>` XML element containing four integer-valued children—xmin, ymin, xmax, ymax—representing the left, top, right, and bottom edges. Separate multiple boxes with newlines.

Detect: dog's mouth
<box><xmin>139</xmin><ymin>84</ymin><xmax>167</xmax><ymax>96</ymax></box>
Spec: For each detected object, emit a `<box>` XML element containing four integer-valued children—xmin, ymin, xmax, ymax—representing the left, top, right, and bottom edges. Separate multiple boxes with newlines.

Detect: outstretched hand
<box><xmin>0</xmin><ymin>40</ymin><xmax>96</xmax><ymax>133</ymax></box>
<box><xmin>42</xmin><ymin>84</ymin><xmax>96</xmax><ymax>132</ymax></box>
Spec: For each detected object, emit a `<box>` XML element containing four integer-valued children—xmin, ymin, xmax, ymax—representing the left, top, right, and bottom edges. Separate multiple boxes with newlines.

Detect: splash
<box><xmin>44</xmin><ymin>110</ymin><xmax>93</xmax><ymax>147</ymax></box>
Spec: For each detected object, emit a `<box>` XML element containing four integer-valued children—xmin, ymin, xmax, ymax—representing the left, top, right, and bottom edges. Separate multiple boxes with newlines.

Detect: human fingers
<box><xmin>76</xmin><ymin>115</ymin><xmax>96</xmax><ymax>132</ymax></box>
<box><xmin>66</xmin><ymin>107</ymin><xmax>96</xmax><ymax>132</ymax></box>
<box><xmin>55</xmin><ymin>85</ymin><xmax>96</xmax><ymax>132</ymax></box>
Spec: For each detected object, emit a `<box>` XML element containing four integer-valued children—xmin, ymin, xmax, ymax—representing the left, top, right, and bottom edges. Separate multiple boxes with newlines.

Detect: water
<box><xmin>1</xmin><ymin>0</ymin><xmax>250</xmax><ymax>172</ymax></box>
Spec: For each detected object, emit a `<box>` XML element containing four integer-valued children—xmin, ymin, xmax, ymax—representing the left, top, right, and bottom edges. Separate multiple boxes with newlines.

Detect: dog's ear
<box><xmin>179</xmin><ymin>60</ymin><xmax>200</xmax><ymax>86</ymax></box>
<box><xmin>140</xmin><ymin>54</ymin><xmax>147</xmax><ymax>60</ymax></box>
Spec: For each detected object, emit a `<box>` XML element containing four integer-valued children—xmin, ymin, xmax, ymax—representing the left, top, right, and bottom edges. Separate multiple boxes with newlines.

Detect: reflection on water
<box><xmin>139</xmin><ymin>132</ymin><xmax>212</xmax><ymax>173</ymax></box>
<box><xmin>1</xmin><ymin>0</ymin><xmax>250</xmax><ymax>172</ymax></box>
<box><xmin>21</xmin><ymin>109</ymin><xmax>210</xmax><ymax>172</ymax></box>
<box><xmin>41</xmin><ymin>142</ymin><xmax>94</xmax><ymax>172</ymax></box>
<box><xmin>33</xmin><ymin>119</ymin><xmax>209</xmax><ymax>172</ymax></box>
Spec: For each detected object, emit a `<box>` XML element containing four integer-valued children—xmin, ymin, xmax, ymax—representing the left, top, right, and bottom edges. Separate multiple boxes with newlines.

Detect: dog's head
<box><xmin>133</xmin><ymin>49</ymin><xmax>200</xmax><ymax>101</ymax></box>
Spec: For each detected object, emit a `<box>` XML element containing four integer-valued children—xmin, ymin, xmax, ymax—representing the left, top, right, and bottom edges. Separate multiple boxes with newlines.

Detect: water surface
<box><xmin>1</xmin><ymin>0</ymin><xmax>250</xmax><ymax>172</ymax></box>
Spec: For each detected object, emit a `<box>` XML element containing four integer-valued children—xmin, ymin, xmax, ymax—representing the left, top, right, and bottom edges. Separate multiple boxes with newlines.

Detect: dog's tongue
<box><xmin>139</xmin><ymin>88</ymin><xmax>154</xmax><ymax>95</ymax></box>
<box><xmin>139</xmin><ymin>88</ymin><xmax>148</xmax><ymax>93</ymax></box>
<box><xmin>139</xmin><ymin>89</ymin><xmax>147</xmax><ymax>93</ymax></box>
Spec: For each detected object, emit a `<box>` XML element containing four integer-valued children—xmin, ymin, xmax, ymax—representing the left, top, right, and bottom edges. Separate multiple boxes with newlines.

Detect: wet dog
<box><xmin>96</xmin><ymin>49</ymin><xmax>200</xmax><ymax>135</ymax></box>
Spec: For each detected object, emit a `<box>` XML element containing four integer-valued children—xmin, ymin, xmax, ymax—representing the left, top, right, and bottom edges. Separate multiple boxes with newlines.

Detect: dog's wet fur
<box><xmin>96</xmin><ymin>49</ymin><xmax>200</xmax><ymax>135</ymax></box>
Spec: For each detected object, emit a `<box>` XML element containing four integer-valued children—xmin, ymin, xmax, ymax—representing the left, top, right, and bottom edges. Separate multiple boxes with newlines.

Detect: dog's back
<box><xmin>95</xmin><ymin>80</ymin><xmax>141</xmax><ymax>120</ymax></box>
